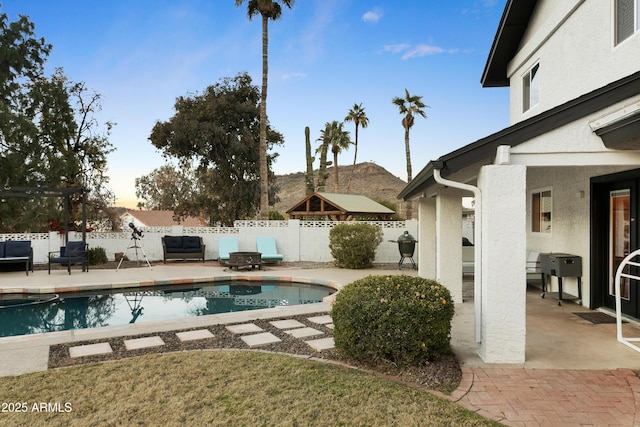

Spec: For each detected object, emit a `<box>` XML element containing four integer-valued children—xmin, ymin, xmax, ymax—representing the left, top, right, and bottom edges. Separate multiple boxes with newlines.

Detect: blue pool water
<box><xmin>0</xmin><ymin>281</ymin><xmax>334</xmax><ymax>338</ymax></box>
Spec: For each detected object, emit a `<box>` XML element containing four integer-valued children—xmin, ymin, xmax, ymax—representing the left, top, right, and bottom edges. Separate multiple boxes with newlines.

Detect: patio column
<box><xmin>477</xmin><ymin>164</ymin><xmax>527</xmax><ymax>363</ymax></box>
<box><xmin>417</xmin><ymin>196</ymin><xmax>436</xmax><ymax>279</ymax></box>
<box><xmin>436</xmin><ymin>189</ymin><xmax>463</xmax><ymax>304</ymax></box>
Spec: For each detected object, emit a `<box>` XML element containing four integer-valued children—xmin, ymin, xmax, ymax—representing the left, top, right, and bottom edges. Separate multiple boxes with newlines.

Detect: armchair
<box><xmin>48</xmin><ymin>241</ymin><xmax>89</xmax><ymax>274</ymax></box>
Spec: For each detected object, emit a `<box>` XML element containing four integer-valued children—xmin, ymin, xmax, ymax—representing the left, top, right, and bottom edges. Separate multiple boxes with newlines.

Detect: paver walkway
<box><xmin>449</xmin><ymin>367</ymin><xmax>640</xmax><ymax>426</ymax></box>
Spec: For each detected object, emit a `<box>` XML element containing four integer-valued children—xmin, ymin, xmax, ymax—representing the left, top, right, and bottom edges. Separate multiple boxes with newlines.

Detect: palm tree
<box><xmin>235</xmin><ymin>0</ymin><xmax>294</xmax><ymax>219</ymax></box>
<box><xmin>344</xmin><ymin>103</ymin><xmax>369</xmax><ymax>166</ymax></box>
<box><xmin>392</xmin><ymin>89</ymin><xmax>428</xmax><ymax>219</ymax></box>
<box><xmin>317</xmin><ymin>121</ymin><xmax>351</xmax><ymax>193</ymax></box>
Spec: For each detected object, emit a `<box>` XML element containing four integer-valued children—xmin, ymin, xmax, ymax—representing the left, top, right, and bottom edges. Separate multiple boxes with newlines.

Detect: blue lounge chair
<box><xmin>256</xmin><ymin>236</ymin><xmax>284</xmax><ymax>264</ymax></box>
<box><xmin>218</xmin><ymin>236</ymin><xmax>238</xmax><ymax>264</ymax></box>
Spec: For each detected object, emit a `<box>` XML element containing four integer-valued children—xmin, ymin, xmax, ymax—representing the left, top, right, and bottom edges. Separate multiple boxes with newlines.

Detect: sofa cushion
<box><xmin>167</xmin><ymin>248</ymin><xmax>199</xmax><ymax>253</ymax></box>
<box><xmin>5</xmin><ymin>241</ymin><xmax>30</xmax><ymax>258</ymax></box>
<box><xmin>182</xmin><ymin>236</ymin><xmax>201</xmax><ymax>249</ymax></box>
<box><xmin>163</xmin><ymin>236</ymin><xmax>183</xmax><ymax>249</ymax></box>
<box><xmin>0</xmin><ymin>242</ymin><xmax>5</xmax><ymax>258</ymax></box>
<box><xmin>65</xmin><ymin>241</ymin><xmax>86</xmax><ymax>257</ymax></box>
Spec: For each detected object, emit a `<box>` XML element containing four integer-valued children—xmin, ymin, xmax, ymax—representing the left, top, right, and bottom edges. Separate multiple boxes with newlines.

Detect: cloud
<box><xmin>381</xmin><ymin>43</ymin><xmax>458</xmax><ymax>59</ymax></box>
<box><xmin>362</xmin><ymin>7</ymin><xmax>383</xmax><ymax>23</ymax></box>
<box><xmin>281</xmin><ymin>72</ymin><xmax>307</xmax><ymax>81</ymax></box>
<box><xmin>382</xmin><ymin>43</ymin><xmax>410</xmax><ymax>54</ymax></box>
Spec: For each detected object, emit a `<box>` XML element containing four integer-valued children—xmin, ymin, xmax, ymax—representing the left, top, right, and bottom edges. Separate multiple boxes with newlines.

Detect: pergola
<box><xmin>0</xmin><ymin>185</ymin><xmax>89</xmax><ymax>241</ymax></box>
<box><xmin>286</xmin><ymin>192</ymin><xmax>395</xmax><ymax>221</ymax></box>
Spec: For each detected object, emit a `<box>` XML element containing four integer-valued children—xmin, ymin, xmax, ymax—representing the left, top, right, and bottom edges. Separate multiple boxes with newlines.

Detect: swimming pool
<box><xmin>0</xmin><ymin>281</ymin><xmax>335</xmax><ymax>338</ymax></box>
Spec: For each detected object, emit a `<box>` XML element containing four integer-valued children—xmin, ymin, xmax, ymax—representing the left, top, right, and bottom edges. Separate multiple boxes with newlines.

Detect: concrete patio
<box><xmin>2</xmin><ymin>262</ymin><xmax>640</xmax><ymax>426</ymax></box>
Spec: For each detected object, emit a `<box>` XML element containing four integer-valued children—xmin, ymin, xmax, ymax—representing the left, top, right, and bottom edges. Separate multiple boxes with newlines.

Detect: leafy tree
<box><xmin>135</xmin><ymin>164</ymin><xmax>197</xmax><ymax>211</ymax></box>
<box><xmin>148</xmin><ymin>73</ymin><xmax>283</xmax><ymax>226</ymax></box>
<box><xmin>0</xmin><ymin>11</ymin><xmax>115</xmax><ymax>232</ymax></box>
<box><xmin>235</xmin><ymin>0</ymin><xmax>295</xmax><ymax>219</ymax></box>
<box><xmin>392</xmin><ymin>89</ymin><xmax>428</xmax><ymax>219</ymax></box>
<box><xmin>318</xmin><ymin>121</ymin><xmax>351</xmax><ymax>193</ymax></box>
<box><xmin>344</xmin><ymin>103</ymin><xmax>369</xmax><ymax>166</ymax></box>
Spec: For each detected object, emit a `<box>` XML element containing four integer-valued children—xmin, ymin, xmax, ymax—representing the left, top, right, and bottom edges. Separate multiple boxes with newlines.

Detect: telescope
<box><xmin>128</xmin><ymin>222</ymin><xmax>143</xmax><ymax>237</ymax></box>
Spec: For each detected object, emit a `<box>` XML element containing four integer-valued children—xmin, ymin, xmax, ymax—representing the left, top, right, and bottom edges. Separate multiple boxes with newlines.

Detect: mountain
<box><xmin>273</xmin><ymin>162</ymin><xmax>408</xmax><ymax>217</ymax></box>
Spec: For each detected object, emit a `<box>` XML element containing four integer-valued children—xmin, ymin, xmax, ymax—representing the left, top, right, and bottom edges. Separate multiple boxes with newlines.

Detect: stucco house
<box><xmin>399</xmin><ymin>0</ymin><xmax>640</xmax><ymax>363</ymax></box>
<box><xmin>119</xmin><ymin>210</ymin><xmax>206</xmax><ymax>230</ymax></box>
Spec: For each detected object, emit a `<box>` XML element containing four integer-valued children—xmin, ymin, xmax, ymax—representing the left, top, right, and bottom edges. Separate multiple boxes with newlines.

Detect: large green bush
<box><xmin>88</xmin><ymin>247</ymin><xmax>108</xmax><ymax>265</ymax></box>
<box><xmin>329</xmin><ymin>223</ymin><xmax>383</xmax><ymax>268</ymax></box>
<box><xmin>332</xmin><ymin>275</ymin><xmax>454</xmax><ymax>365</ymax></box>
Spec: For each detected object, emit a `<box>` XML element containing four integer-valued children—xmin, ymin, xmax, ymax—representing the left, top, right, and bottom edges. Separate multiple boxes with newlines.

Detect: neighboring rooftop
<box><xmin>121</xmin><ymin>210</ymin><xmax>206</xmax><ymax>227</ymax></box>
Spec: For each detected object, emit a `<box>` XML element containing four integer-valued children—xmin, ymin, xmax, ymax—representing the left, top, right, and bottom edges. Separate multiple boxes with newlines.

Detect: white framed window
<box><xmin>531</xmin><ymin>188</ymin><xmax>552</xmax><ymax>234</ymax></box>
<box><xmin>615</xmin><ymin>0</ymin><xmax>639</xmax><ymax>45</ymax></box>
<box><xmin>523</xmin><ymin>63</ymin><xmax>539</xmax><ymax>112</ymax></box>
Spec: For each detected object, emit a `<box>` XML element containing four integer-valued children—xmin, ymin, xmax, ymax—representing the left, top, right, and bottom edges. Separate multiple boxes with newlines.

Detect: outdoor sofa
<box><xmin>0</xmin><ymin>240</ymin><xmax>33</xmax><ymax>276</ymax></box>
<box><xmin>162</xmin><ymin>235</ymin><xmax>205</xmax><ymax>263</ymax></box>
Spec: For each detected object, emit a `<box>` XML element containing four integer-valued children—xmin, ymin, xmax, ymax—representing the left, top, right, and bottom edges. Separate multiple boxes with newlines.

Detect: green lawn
<box><xmin>0</xmin><ymin>351</ymin><xmax>501</xmax><ymax>426</ymax></box>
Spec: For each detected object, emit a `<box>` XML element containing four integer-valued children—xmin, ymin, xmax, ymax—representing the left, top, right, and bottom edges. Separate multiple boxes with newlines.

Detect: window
<box><xmin>532</xmin><ymin>189</ymin><xmax>552</xmax><ymax>233</ymax></box>
<box><xmin>615</xmin><ymin>0</ymin><xmax>639</xmax><ymax>45</ymax></box>
<box><xmin>523</xmin><ymin>63</ymin><xmax>539</xmax><ymax>112</ymax></box>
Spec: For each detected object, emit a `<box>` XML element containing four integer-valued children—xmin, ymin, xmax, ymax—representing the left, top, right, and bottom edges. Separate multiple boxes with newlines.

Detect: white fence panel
<box><xmin>1</xmin><ymin>220</ymin><xmax>418</xmax><ymax>265</ymax></box>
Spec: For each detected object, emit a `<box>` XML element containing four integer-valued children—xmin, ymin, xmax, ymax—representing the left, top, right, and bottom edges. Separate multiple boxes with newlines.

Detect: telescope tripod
<box><xmin>117</xmin><ymin>233</ymin><xmax>152</xmax><ymax>271</ymax></box>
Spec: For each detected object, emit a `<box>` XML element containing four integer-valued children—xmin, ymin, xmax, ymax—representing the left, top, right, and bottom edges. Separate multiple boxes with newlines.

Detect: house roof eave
<box><xmin>399</xmin><ymin>71</ymin><xmax>640</xmax><ymax>201</ymax></box>
<box><xmin>480</xmin><ymin>0</ymin><xmax>539</xmax><ymax>88</ymax></box>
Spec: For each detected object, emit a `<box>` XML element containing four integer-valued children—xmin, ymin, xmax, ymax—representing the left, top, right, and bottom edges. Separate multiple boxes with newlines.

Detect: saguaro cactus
<box><xmin>305</xmin><ymin>126</ymin><xmax>315</xmax><ymax>195</ymax></box>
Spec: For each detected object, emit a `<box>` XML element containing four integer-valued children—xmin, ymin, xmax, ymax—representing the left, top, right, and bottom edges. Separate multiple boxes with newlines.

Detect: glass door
<box><xmin>609</xmin><ymin>189</ymin><xmax>630</xmax><ymax>303</ymax></box>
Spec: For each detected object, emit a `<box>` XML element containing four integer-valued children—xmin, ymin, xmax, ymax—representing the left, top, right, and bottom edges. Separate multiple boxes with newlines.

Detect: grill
<box><xmin>392</xmin><ymin>231</ymin><xmax>417</xmax><ymax>270</ymax></box>
<box><xmin>540</xmin><ymin>253</ymin><xmax>581</xmax><ymax>277</ymax></box>
<box><xmin>539</xmin><ymin>253</ymin><xmax>582</xmax><ymax>305</ymax></box>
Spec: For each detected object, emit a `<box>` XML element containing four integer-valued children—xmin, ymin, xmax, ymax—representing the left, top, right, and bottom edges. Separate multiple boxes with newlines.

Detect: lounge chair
<box><xmin>256</xmin><ymin>236</ymin><xmax>284</xmax><ymax>264</ymax></box>
<box><xmin>48</xmin><ymin>241</ymin><xmax>89</xmax><ymax>274</ymax></box>
<box><xmin>218</xmin><ymin>236</ymin><xmax>239</xmax><ymax>264</ymax></box>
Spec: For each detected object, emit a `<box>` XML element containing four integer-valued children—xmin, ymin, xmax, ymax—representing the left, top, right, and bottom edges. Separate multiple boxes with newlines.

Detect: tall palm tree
<box><xmin>392</xmin><ymin>89</ymin><xmax>428</xmax><ymax>219</ymax></box>
<box><xmin>235</xmin><ymin>0</ymin><xmax>294</xmax><ymax>219</ymax></box>
<box><xmin>318</xmin><ymin>121</ymin><xmax>351</xmax><ymax>193</ymax></box>
<box><xmin>344</xmin><ymin>103</ymin><xmax>369</xmax><ymax>166</ymax></box>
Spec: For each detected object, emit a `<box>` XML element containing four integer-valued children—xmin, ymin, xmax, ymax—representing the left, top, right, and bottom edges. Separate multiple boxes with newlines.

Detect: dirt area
<box><xmin>48</xmin><ymin>313</ymin><xmax>462</xmax><ymax>394</ymax></box>
<box><xmin>43</xmin><ymin>261</ymin><xmax>461</xmax><ymax>393</ymax></box>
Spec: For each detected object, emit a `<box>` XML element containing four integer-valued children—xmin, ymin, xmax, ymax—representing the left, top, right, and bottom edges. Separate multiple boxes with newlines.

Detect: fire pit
<box><xmin>227</xmin><ymin>252</ymin><xmax>263</xmax><ymax>271</ymax></box>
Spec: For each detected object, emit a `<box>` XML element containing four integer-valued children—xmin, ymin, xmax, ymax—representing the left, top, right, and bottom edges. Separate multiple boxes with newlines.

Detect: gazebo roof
<box><xmin>286</xmin><ymin>192</ymin><xmax>394</xmax><ymax>221</ymax></box>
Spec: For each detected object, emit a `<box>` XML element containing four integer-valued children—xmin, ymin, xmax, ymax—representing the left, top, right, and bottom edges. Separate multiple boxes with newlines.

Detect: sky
<box><xmin>1</xmin><ymin>0</ymin><xmax>510</xmax><ymax>208</ymax></box>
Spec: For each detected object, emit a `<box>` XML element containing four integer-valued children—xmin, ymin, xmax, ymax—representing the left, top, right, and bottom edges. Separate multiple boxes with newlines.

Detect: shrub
<box><xmin>329</xmin><ymin>223</ymin><xmax>383</xmax><ymax>269</ymax></box>
<box><xmin>332</xmin><ymin>275</ymin><xmax>454</xmax><ymax>365</ymax></box>
<box><xmin>268</xmin><ymin>210</ymin><xmax>284</xmax><ymax>220</ymax></box>
<box><xmin>88</xmin><ymin>247</ymin><xmax>108</xmax><ymax>265</ymax></box>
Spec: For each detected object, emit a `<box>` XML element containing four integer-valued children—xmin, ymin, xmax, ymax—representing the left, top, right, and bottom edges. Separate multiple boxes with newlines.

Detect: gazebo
<box><xmin>286</xmin><ymin>192</ymin><xmax>395</xmax><ymax>221</ymax></box>
<box><xmin>0</xmin><ymin>185</ymin><xmax>89</xmax><ymax>241</ymax></box>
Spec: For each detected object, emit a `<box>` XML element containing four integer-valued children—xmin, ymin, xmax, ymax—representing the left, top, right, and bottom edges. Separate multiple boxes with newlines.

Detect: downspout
<box><xmin>433</xmin><ymin>166</ymin><xmax>482</xmax><ymax>343</ymax></box>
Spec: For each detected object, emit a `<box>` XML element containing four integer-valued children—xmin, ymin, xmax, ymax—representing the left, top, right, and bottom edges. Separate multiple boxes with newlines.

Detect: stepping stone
<box><xmin>124</xmin><ymin>336</ymin><xmax>165</xmax><ymax>351</ymax></box>
<box><xmin>307</xmin><ymin>315</ymin><xmax>332</xmax><ymax>324</ymax></box>
<box><xmin>305</xmin><ymin>337</ymin><xmax>335</xmax><ymax>351</ymax></box>
<box><xmin>241</xmin><ymin>332</ymin><xmax>281</xmax><ymax>348</ymax></box>
<box><xmin>226</xmin><ymin>323</ymin><xmax>264</xmax><ymax>334</ymax></box>
<box><xmin>176</xmin><ymin>329</ymin><xmax>214</xmax><ymax>342</ymax></box>
<box><xmin>325</xmin><ymin>324</ymin><xmax>334</xmax><ymax>330</ymax></box>
<box><xmin>69</xmin><ymin>342</ymin><xmax>113</xmax><ymax>358</ymax></box>
<box><xmin>270</xmin><ymin>319</ymin><xmax>305</xmax><ymax>329</ymax></box>
<box><xmin>284</xmin><ymin>327</ymin><xmax>323</xmax><ymax>338</ymax></box>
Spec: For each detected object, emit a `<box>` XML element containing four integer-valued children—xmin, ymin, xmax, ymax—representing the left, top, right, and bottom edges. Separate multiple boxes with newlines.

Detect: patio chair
<box><xmin>218</xmin><ymin>236</ymin><xmax>239</xmax><ymax>264</ymax></box>
<box><xmin>48</xmin><ymin>241</ymin><xmax>89</xmax><ymax>275</ymax></box>
<box><xmin>256</xmin><ymin>236</ymin><xmax>284</xmax><ymax>264</ymax></box>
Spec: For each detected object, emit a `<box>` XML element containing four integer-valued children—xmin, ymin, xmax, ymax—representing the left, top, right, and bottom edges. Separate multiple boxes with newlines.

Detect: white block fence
<box><xmin>1</xmin><ymin>220</ymin><xmax>418</xmax><ymax>265</ymax></box>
